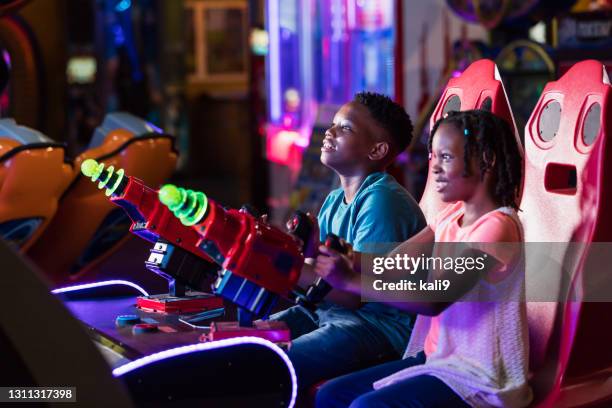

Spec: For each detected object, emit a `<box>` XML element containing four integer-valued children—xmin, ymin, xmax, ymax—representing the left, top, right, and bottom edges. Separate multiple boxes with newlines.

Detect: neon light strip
<box><xmin>299</xmin><ymin>0</ymin><xmax>315</xmax><ymax>146</ymax></box>
<box><xmin>347</xmin><ymin>0</ymin><xmax>355</xmax><ymax>29</ymax></box>
<box><xmin>113</xmin><ymin>336</ymin><xmax>297</xmax><ymax>408</ymax></box>
<box><xmin>268</xmin><ymin>0</ymin><xmax>281</xmax><ymax>122</ymax></box>
<box><xmin>51</xmin><ymin>280</ymin><xmax>149</xmax><ymax>297</ymax></box>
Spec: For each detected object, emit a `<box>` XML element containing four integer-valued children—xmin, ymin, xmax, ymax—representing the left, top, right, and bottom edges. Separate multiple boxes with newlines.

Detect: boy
<box><xmin>270</xmin><ymin>92</ymin><xmax>427</xmax><ymax>390</ymax></box>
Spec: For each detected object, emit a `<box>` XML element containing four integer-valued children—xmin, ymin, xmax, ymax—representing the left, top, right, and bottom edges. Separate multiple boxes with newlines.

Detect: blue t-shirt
<box><xmin>317</xmin><ymin>172</ymin><xmax>427</xmax><ymax>354</ymax></box>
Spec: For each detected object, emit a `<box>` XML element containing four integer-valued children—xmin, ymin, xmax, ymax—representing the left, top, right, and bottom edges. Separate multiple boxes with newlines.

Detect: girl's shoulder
<box><xmin>469</xmin><ymin>208</ymin><xmax>522</xmax><ymax>243</ymax></box>
<box><xmin>431</xmin><ymin>202</ymin><xmax>463</xmax><ymax>231</ymax></box>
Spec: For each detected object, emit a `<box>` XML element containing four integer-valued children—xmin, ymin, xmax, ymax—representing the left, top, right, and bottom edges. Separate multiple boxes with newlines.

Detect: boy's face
<box><xmin>430</xmin><ymin>123</ymin><xmax>481</xmax><ymax>203</ymax></box>
<box><xmin>321</xmin><ymin>102</ymin><xmax>383</xmax><ymax>174</ymax></box>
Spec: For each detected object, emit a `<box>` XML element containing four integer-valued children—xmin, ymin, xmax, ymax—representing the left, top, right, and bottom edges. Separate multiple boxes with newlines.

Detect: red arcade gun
<box><xmin>75</xmin><ymin>158</ymin><xmax>327</xmax><ymax>344</ymax></box>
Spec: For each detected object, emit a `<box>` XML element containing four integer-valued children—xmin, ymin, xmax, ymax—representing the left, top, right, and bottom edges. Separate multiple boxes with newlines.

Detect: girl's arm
<box><xmin>315</xmin><ymin>226</ymin><xmax>504</xmax><ymax>316</ymax></box>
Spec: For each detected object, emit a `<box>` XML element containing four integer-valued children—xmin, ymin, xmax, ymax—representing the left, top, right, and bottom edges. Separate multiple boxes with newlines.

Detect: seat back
<box><xmin>27</xmin><ymin>113</ymin><xmax>177</xmax><ymax>286</ymax></box>
<box><xmin>0</xmin><ymin>119</ymin><xmax>73</xmax><ymax>250</ymax></box>
<box><xmin>520</xmin><ymin>60</ymin><xmax>612</xmax><ymax>406</ymax></box>
<box><xmin>419</xmin><ymin>59</ymin><xmax>522</xmax><ymax>223</ymax></box>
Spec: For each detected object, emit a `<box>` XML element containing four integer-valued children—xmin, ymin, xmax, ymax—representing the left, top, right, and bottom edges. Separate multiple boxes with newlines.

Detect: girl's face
<box><xmin>430</xmin><ymin>123</ymin><xmax>481</xmax><ymax>203</ymax></box>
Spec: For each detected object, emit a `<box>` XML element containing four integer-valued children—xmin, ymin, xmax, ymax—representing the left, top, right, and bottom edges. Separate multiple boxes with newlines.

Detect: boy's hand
<box><xmin>286</xmin><ymin>212</ymin><xmax>320</xmax><ymax>258</ymax></box>
<box><xmin>303</xmin><ymin>212</ymin><xmax>320</xmax><ymax>258</ymax></box>
<box><xmin>314</xmin><ymin>242</ymin><xmax>354</xmax><ymax>290</ymax></box>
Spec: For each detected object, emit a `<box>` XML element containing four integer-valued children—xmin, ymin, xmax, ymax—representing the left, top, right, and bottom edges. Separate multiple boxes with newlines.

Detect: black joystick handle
<box><xmin>287</xmin><ymin>211</ymin><xmax>314</xmax><ymax>254</ymax></box>
<box><xmin>304</xmin><ymin>233</ymin><xmax>347</xmax><ymax>304</ymax></box>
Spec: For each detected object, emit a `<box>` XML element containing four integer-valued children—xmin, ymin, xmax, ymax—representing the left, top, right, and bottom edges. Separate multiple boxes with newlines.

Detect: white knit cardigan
<box><xmin>373</xmin><ymin>207</ymin><xmax>533</xmax><ymax>408</ymax></box>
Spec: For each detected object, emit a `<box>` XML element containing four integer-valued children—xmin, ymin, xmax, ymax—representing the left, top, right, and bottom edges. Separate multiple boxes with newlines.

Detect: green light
<box><xmin>81</xmin><ymin>158</ymin><xmax>104</xmax><ymax>182</ymax></box>
<box><xmin>158</xmin><ymin>184</ymin><xmax>183</xmax><ymax>208</ymax></box>
<box><xmin>81</xmin><ymin>159</ymin><xmax>99</xmax><ymax>177</ymax></box>
<box><xmin>158</xmin><ymin>184</ymin><xmax>208</xmax><ymax>226</ymax></box>
<box><xmin>80</xmin><ymin>158</ymin><xmax>126</xmax><ymax>197</ymax></box>
<box><xmin>107</xmin><ymin>168</ymin><xmax>125</xmax><ymax>197</ymax></box>
<box><xmin>98</xmin><ymin>165</ymin><xmax>114</xmax><ymax>190</ymax></box>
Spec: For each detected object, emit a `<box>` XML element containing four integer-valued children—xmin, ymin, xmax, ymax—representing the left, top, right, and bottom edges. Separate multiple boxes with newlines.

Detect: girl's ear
<box><xmin>368</xmin><ymin>141</ymin><xmax>390</xmax><ymax>161</ymax></box>
<box><xmin>483</xmin><ymin>151</ymin><xmax>496</xmax><ymax>172</ymax></box>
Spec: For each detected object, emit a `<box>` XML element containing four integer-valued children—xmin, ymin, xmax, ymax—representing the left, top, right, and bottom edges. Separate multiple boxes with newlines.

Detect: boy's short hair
<box><xmin>353</xmin><ymin>92</ymin><xmax>414</xmax><ymax>153</ymax></box>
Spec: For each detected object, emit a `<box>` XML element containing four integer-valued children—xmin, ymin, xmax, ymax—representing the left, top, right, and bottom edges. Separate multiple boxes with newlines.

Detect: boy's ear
<box><xmin>368</xmin><ymin>141</ymin><xmax>390</xmax><ymax>161</ymax></box>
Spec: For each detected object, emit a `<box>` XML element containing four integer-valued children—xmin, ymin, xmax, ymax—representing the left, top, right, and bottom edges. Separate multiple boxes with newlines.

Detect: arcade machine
<box><xmin>1</xmin><ymin>239</ymin><xmax>297</xmax><ymax>407</ymax></box>
<box><xmin>264</xmin><ymin>0</ymin><xmax>316</xmax><ymax>174</ymax></box>
<box><xmin>495</xmin><ymin>40</ymin><xmax>555</xmax><ymax>140</ymax></box>
<box><xmin>446</xmin><ymin>0</ymin><xmax>577</xmax><ymax>30</ymax></box>
<box><xmin>265</xmin><ymin>0</ymin><xmax>400</xmax><ymax>221</ymax></box>
<box><xmin>554</xmin><ymin>0</ymin><xmax>612</xmax><ymax>78</ymax></box>
<box><xmin>66</xmin><ymin>0</ymin><xmax>164</xmax><ymax>155</ymax></box>
<box><xmin>446</xmin><ymin>0</ymin><xmax>514</xmax><ymax>29</ymax></box>
<box><xmin>0</xmin><ymin>119</ymin><xmax>73</xmax><ymax>250</ymax></box>
<box><xmin>0</xmin><ymin>2</ymin><xmax>44</xmax><ymax>129</ymax></box>
<box><xmin>27</xmin><ymin>112</ymin><xmax>178</xmax><ymax>288</ymax></box>
<box><xmin>444</xmin><ymin>0</ymin><xmax>576</xmax><ymax>143</ymax></box>
<box><xmin>52</xmin><ymin>157</ymin><xmax>340</xmax><ymax>365</ymax></box>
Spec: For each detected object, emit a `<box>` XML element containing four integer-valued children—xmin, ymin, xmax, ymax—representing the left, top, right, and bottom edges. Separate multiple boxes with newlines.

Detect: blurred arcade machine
<box><xmin>0</xmin><ymin>1</ymin><xmax>45</xmax><ymax>130</ymax></box>
<box><xmin>264</xmin><ymin>0</ymin><xmax>400</xmax><ymax>222</ymax></box>
<box><xmin>1</xmin><ymin>0</ymin><xmax>72</xmax><ymax>142</ymax></box>
<box><xmin>183</xmin><ymin>0</ymin><xmax>260</xmax><ymax>208</ymax></box>
<box><xmin>554</xmin><ymin>0</ymin><xmax>612</xmax><ymax>77</ymax></box>
<box><xmin>0</xmin><ymin>1</ymin><xmax>73</xmax><ymax>250</ymax></box>
<box><xmin>496</xmin><ymin>40</ymin><xmax>555</xmax><ymax>141</ymax></box>
<box><xmin>489</xmin><ymin>0</ymin><xmax>577</xmax><ymax>140</ymax></box>
<box><xmin>65</xmin><ymin>0</ymin><xmax>166</xmax><ymax>157</ymax></box>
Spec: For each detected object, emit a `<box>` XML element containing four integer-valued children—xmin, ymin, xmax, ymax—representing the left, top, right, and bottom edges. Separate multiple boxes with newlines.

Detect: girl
<box><xmin>314</xmin><ymin>109</ymin><xmax>531</xmax><ymax>408</ymax></box>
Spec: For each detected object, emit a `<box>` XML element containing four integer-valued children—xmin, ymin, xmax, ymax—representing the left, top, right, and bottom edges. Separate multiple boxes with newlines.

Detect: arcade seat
<box><xmin>1</xmin><ymin>239</ymin><xmax>297</xmax><ymax>407</ymax></box>
<box><xmin>419</xmin><ymin>59</ymin><xmax>522</xmax><ymax>224</ymax></box>
<box><xmin>0</xmin><ymin>118</ymin><xmax>73</xmax><ymax>251</ymax></box>
<box><xmin>27</xmin><ymin>112</ymin><xmax>178</xmax><ymax>287</ymax></box>
<box><xmin>519</xmin><ymin>60</ymin><xmax>612</xmax><ymax>407</ymax></box>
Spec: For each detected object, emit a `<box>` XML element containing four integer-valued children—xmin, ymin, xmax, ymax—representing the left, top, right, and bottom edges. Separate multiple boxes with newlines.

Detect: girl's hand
<box><xmin>314</xmin><ymin>242</ymin><xmax>354</xmax><ymax>290</ymax></box>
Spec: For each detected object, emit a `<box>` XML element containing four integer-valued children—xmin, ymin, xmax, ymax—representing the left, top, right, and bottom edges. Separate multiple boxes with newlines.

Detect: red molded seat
<box><xmin>419</xmin><ymin>59</ymin><xmax>522</xmax><ymax>223</ymax></box>
<box><xmin>520</xmin><ymin>60</ymin><xmax>612</xmax><ymax>407</ymax></box>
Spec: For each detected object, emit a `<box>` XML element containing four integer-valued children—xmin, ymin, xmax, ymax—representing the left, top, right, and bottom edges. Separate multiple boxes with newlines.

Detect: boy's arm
<box><xmin>298</xmin><ymin>261</ymin><xmax>362</xmax><ymax>309</ymax></box>
<box><xmin>291</xmin><ymin>211</ymin><xmax>363</xmax><ymax>309</ymax></box>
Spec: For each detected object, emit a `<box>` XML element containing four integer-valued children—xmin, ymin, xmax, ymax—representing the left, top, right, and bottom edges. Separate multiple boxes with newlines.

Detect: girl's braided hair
<box><xmin>428</xmin><ymin>109</ymin><xmax>522</xmax><ymax>209</ymax></box>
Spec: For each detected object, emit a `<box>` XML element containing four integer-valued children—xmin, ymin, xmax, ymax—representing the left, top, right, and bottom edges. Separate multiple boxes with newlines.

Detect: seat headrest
<box><xmin>89</xmin><ymin>112</ymin><xmax>163</xmax><ymax>149</ymax></box>
<box><xmin>0</xmin><ymin>118</ymin><xmax>55</xmax><ymax>145</ymax></box>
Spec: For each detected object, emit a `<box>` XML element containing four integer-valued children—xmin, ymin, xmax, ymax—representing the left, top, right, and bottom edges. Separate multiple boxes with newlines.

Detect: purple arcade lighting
<box><xmin>113</xmin><ymin>336</ymin><xmax>298</xmax><ymax>408</ymax></box>
<box><xmin>268</xmin><ymin>0</ymin><xmax>281</xmax><ymax>122</ymax></box>
<box><xmin>51</xmin><ymin>280</ymin><xmax>149</xmax><ymax>297</ymax></box>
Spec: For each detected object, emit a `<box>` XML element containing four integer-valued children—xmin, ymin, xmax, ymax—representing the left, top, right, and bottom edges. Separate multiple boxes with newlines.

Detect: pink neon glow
<box><xmin>266</xmin><ymin>129</ymin><xmax>300</xmax><ymax>164</ymax></box>
<box><xmin>51</xmin><ymin>280</ymin><xmax>149</xmax><ymax>297</ymax></box>
<box><xmin>113</xmin><ymin>336</ymin><xmax>297</xmax><ymax>408</ymax></box>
